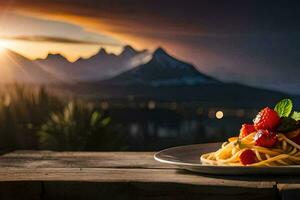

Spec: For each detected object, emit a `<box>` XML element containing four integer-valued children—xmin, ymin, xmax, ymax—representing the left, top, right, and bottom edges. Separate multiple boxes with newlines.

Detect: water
<box><xmin>107</xmin><ymin>107</ymin><xmax>254</xmax><ymax>150</ymax></box>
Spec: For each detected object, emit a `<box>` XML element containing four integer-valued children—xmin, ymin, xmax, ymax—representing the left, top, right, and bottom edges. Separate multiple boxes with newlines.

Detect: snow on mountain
<box><xmin>107</xmin><ymin>47</ymin><xmax>220</xmax><ymax>86</ymax></box>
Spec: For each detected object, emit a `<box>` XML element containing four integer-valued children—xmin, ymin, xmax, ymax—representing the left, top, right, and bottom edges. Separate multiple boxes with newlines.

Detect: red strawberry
<box><xmin>254</xmin><ymin>129</ymin><xmax>278</xmax><ymax>147</ymax></box>
<box><xmin>240</xmin><ymin>124</ymin><xmax>256</xmax><ymax>138</ymax></box>
<box><xmin>239</xmin><ymin>149</ymin><xmax>257</xmax><ymax>165</ymax></box>
<box><xmin>253</xmin><ymin>107</ymin><xmax>280</xmax><ymax>130</ymax></box>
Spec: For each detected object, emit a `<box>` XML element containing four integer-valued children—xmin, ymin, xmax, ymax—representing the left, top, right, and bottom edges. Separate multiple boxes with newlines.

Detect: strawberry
<box><xmin>254</xmin><ymin>129</ymin><xmax>278</xmax><ymax>147</ymax></box>
<box><xmin>239</xmin><ymin>149</ymin><xmax>257</xmax><ymax>165</ymax></box>
<box><xmin>253</xmin><ymin>107</ymin><xmax>280</xmax><ymax>130</ymax></box>
<box><xmin>240</xmin><ymin>124</ymin><xmax>256</xmax><ymax>138</ymax></box>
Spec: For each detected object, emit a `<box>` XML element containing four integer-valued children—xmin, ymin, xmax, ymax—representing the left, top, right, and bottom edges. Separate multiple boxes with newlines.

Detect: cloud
<box><xmin>1</xmin><ymin>1</ymin><xmax>299</xmax><ymax>50</ymax></box>
<box><xmin>0</xmin><ymin>0</ymin><xmax>299</xmax><ymax>94</ymax></box>
<box><xmin>2</xmin><ymin>0</ymin><xmax>299</xmax><ymax>35</ymax></box>
<box><xmin>0</xmin><ymin>35</ymin><xmax>123</xmax><ymax>46</ymax></box>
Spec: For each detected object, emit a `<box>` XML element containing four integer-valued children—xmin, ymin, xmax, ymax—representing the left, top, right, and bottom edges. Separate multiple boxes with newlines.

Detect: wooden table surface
<box><xmin>0</xmin><ymin>151</ymin><xmax>299</xmax><ymax>200</ymax></box>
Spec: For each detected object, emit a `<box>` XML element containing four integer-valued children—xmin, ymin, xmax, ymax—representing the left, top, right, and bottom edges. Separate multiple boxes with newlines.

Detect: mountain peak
<box><xmin>93</xmin><ymin>48</ymin><xmax>108</xmax><ymax>57</ymax></box>
<box><xmin>85</xmin><ymin>48</ymin><xmax>115</xmax><ymax>61</ymax></box>
<box><xmin>121</xmin><ymin>45</ymin><xmax>138</xmax><ymax>56</ymax></box>
<box><xmin>153</xmin><ymin>47</ymin><xmax>172</xmax><ymax>60</ymax></box>
<box><xmin>46</xmin><ymin>53</ymin><xmax>67</xmax><ymax>61</ymax></box>
<box><xmin>123</xmin><ymin>45</ymin><xmax>136</xmax><ymax>51</ymax></box>
<box><xmin>98</xmin><ymin>48</ymin><xmax>108</xmax><ymax>55</ymax></box>
<box><xmin>154</xmin><ymin>47</ymin><xmax>167</xmax><ymax>55</ymax></box>
<box><xmin>108</xmin><ymin>46</ymin><xmax>220</xmax><ymax>86</ymax></box>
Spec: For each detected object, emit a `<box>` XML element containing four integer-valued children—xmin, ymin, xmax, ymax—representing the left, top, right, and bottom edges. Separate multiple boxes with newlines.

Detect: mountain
<box><xmin>104</xmin><ymin>47</ymin><xmax>220</xmax><ymax>86</ymax></box>
<box><xmin>0</xmin><ymin>49</ymin><xmax>60</xmax><ymax>83</ymax></box>
<box><xmin>0</xmin><ymin>46</ymin><xmax>296</xmax><ymax>108</ymax></box>
<box><xmin>35</xmin><ymin>45</ymin><xmax>151</xmax><ymax>82</ymax></box>
<box><xmin>0</xmin><ymin>46</ymin><xmax>218</xmax><ymax>85</ymax></box>
<box><xmin>68</xmin><ymin>47</ymin><xmax>291</xmax><ymax>107</ymax></box>
<box><xmin>0</xmin><ymin>46</ymin><xmax>151</xmax><ymax>83</ymax></box>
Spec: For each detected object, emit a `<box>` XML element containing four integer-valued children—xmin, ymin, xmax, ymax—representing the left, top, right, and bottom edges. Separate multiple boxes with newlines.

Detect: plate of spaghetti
<box><xmin>155</xmin><ymin>99</ymin><xmax>300</xmax><ymax>175</ymax></box>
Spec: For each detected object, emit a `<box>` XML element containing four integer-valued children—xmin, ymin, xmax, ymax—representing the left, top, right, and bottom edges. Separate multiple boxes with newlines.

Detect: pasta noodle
<box><xmin>201</xmin><ymin>132</ymin><xmax>300</xmax><ymax>166</ymax></box>
<box><xmin>201</xmin><ymin>99</ymin><xmax>300</xmax><ymax>166</ymax></box>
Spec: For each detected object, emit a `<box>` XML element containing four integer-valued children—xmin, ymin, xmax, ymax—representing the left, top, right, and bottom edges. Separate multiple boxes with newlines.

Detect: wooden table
<box><xmin>0</xmin><ymin>151</ymin><xmax>299</xmax><ymax>200</ymax></box>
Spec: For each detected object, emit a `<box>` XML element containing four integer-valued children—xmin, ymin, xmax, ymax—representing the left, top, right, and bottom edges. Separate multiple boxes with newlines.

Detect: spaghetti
<box><xmin>201</xmin><ymin>131</ymin><xmax>300</xmax><ymax>166</ymax></box>
<box><xmin>201</xmin><ymin>99</ymin><xmax>299</xmax><ymax>166</ymax></box>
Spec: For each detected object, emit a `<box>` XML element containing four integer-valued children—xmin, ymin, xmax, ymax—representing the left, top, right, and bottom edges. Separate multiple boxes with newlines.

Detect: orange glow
<box><xmin>0</xmin><ymin>49</ymin><xmax>14</xmax><ymax>83</ymax></box>
<box><xmin>14</xmin><ymin>12</ymin><xmax>204</xmax><ymax>64</ymax></box>
<box><xmin>0</xmin><ymin>39</ymin><xmax>123</xmax><ymax>62</ymax></box>
<box><xmin>1</xmin><ymin>10</ymin><xmax>179</xmax><ymax>61</ymax></box>
<box><xmin>17</xmin><ymin>11</ymin><xmax>155</xmax><ymax>51</ymax></box>
<box><xmin>0</xmin><ymin>40</ymin><xmax>8</xmax><ymax>52</ymax></box>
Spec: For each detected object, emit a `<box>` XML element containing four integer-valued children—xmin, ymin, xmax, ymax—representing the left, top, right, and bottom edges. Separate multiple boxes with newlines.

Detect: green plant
<box><xmin>38</xmin><ymin>101</ymin><xmax>124</xmax><ymax>151</ymax></box>
<box><xmin>0</xmin><ymin>85</ymin><xmax>64</xmax><ymax>150</ymax></box>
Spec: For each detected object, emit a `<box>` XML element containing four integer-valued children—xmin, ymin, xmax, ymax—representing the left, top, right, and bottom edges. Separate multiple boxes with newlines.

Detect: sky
<box><xmin>0</xmin><ymin>0</ymin><xmax>299</xmax><ymax>94</ymax></box>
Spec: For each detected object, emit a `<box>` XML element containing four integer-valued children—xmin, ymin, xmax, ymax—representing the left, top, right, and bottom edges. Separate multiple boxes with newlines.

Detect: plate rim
<box><xmin>154</xmin><ymin>143</ymin><xmax>300</xmax><ymax>169</ymax></box>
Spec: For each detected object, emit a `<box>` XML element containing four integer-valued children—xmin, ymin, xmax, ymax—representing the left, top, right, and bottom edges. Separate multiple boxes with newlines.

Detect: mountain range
<box><xmin>0</xmin><ymin>49</ymin><xmax>58</xmax><ymax>83</ymax></box>
<box><xmin>0</xmin><ymin>45</ymin><xmax>151</xmax><ymax>83</ymax></box>
<box><xmin>0</xmin><ymin>46</ymin><xmax>298</xmax><ymax>107</ymax></box>
<box><xmin>71</xmin><ymin>48</ymin><xmax>296</xmax><ymax>108</ymax></box>
<box><xmin>0</xmin><ymin>45</ymin><xmax>222</xmax><ymax>86</ymax></box>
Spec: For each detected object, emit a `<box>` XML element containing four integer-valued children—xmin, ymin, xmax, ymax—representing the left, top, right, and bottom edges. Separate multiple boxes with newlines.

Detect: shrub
<box><xmin>38</xmin><ymin>102</ymin><xmax>125</xmax><ymax>151</ymax></box>
<box><xmin>0</xmin><ymin>85</ymin><xmax>63</xmax><ymax>150</ymax></box>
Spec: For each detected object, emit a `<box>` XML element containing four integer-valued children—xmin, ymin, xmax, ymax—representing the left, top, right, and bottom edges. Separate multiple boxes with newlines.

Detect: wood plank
<box><xmin>0</xmin><ymin>167</ymin><xmax>275</xmax><ymax>188</ymax></box>
<box><xmin>277</xmin><ymin>184</ymin><xmax>300</xmax><ymax>200</ymax></box>
<box><xmin>41</xmin><ymin>181</ymin><xmax>277</xmax><ymax>200</ymax></box>
<box><xmin>0</xmin><ymin>151</ymin><xmax>280</xmax><ymax>200</ymax></box>
<box><xmin>0</xmin><ymin>181</ymin><xmax>42</xmax><ymax>200</ymax></box>
<box><xmin>0</xmin><ymin>180</ymin><xmax>277</xmax><ymax>200</ymax></box>
<box><xmin>0</xmin><ymin>167</ymin><xmax>277</xmax><ymax>200</ymax></box>
<box><xmin>0</xmin><ymin>151</ymin><xmax>173</xmax><ymax>169</ymax></box>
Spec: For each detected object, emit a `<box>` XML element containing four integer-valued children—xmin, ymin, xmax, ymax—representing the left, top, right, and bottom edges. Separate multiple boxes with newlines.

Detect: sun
<box><xmin>0</xmin><ymin>40</ymin><xmax>8</xmax><ymax>52</ymax></box>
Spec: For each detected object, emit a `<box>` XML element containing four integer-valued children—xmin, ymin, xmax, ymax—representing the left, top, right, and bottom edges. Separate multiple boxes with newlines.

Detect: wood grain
<box><xmin>0</xmin><ymin>150</ymin><xmax>296</xmax><ymax>200</ymax></box>
<box><xmin>0</xmin><ymin>167</ymin><xmax>275</xmax><ymax>188</ymax></box>
<box><xmin>0</xmin><ymin>151</ymin><xmax>172</xmax><ymax>169</ymax></box>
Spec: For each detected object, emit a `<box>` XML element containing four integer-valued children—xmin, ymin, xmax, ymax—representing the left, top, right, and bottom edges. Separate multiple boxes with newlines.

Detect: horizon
<box><xmin>0</xmin><ymin>45</ymin><xmax>299</xmax><ymax>96</ymax></box>
<box><xmin>1</xmin><ymin>1</ymin><xmax>300</xmax><ymax>177</ymax></box>
<box><xmin>0</xmin><ymin>0</ymin><xmax>299</xmax><ymax>94</ymax></box>
<box><xmin>0</xmin><ymin>43</ymin><xmax>145</xmax><ymax>62</ymax></box>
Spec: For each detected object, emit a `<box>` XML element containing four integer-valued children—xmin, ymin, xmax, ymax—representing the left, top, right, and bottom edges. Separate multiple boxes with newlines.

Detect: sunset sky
<box><xmin>0</xmin><ymin>0</ymin><xmax>299</xmax><ymax>94</ymax></box>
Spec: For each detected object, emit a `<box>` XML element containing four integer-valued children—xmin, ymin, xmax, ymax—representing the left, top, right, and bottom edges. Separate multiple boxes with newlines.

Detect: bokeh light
<box><xmin>215</xmin><ymin>111</ymin><xmax>224</xmax><ymax>119</ymax></box>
